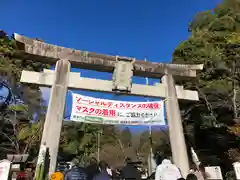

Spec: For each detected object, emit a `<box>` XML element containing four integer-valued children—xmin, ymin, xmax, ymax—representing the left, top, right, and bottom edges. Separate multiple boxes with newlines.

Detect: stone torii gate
<box><xmin>14</xmin><ymin>33</ymin><xmax>203</xmax><ymax>178</ymax></box>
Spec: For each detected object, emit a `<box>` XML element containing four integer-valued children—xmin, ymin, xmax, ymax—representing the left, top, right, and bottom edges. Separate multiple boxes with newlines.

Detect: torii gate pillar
<box><xmin>162</xmin><ymin>74</ymin><xmax>190</xmax><ymax>178</ymax></box>
<box><xmin>35</xmin><ymin>59</ymin><xmax>70</xmax><ymax>178</ymax></box>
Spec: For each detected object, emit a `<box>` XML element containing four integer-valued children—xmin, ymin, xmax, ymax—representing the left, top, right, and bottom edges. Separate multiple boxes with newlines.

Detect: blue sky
<box><xmin>1</xmin><ymin>0</ymin><xmax>221</xmax><ymax>132</ymax></box>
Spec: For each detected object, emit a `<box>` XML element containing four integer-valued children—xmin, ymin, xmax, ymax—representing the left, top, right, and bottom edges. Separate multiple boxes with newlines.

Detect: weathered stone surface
<box><xmin>14</xmin><ymin>33</ymin><xmax>203</xmax><ymax>79</ymax></box>
<box><xmin>20</xmin><ymin>70</ymin><xmax>199</xmax><ymax>101</ymax></box>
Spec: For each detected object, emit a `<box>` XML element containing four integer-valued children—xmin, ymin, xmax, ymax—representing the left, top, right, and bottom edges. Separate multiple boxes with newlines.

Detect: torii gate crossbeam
<box><xmin>21</xmin><ymin>69</ymin><xmax>199</xmax><ymax>101</ymax></box>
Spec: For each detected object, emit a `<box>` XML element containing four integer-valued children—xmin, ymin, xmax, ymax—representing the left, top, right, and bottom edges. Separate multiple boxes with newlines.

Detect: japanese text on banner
<box><xmin>70</xmin><ymin>93</ymin><xmax>165</xmax><ymax>125</ymax></box>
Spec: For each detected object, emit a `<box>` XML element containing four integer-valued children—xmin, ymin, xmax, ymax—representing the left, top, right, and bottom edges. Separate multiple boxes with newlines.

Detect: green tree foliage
<box><xmin>0</xmin><ymin>30</ymin><xmax>49</xmax><ymax>159</ymax></box>
<box><xmin>18</xmin><ymin>118</ymin><xmax>44</xmax><ymax>153</ymax></box>
<box><xmin>58</xmin><ymin>121</ymin><xmax>120</xmax><ymax>164</ymax></box>
<box><xmin>60</xmin><ymin>122</ymin><xmax>99</xmax><ymax>156</ymax></box>
<box><xmin>0</xmin><ymin>31</ymin><xmax>50</xmax><ymax>116</ymax></box>
<box><xmin>172</xmin><ymin>0</ymin><xmax>240</xmax><ymax>177</ymax></box>
<box><xmin>139</xmin><ymin>129</ymin><xmax>170</xmax><ymax>162</ymax></box>
<box><xmin>0</xmin><ymin>103</ymin><xmax>46</xmax><ymax>160</ymax></box>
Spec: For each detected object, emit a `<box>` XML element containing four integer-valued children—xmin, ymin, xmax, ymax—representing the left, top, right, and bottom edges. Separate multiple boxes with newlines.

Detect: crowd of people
<box><xmin>63</xmin><ymin>154</ymin><xmax>208</xmax><ymax>180</ymax></box>
<box><xmin>64</xmin><ymin>157</ymin><xmax>142</xmax><ymax>180</ymax></box>
<box><xmin>13</xmin><ymin>153</ymin><xmax>208</xmax><ymax>180</ymax></box>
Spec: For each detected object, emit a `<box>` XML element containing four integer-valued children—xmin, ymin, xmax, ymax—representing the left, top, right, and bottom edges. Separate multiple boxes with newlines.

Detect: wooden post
<box><xmin>34</xmin><ymin>59</ymin><xmax>70</xmax><ymax>178</ymax></box>
<box><xmin>162</xmin><ymin>74</ymin><xmax>190</xmax><ymax>178</ymax></box>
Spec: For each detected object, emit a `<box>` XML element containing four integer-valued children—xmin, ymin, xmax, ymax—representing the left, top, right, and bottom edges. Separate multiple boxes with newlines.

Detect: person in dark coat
<box><xmin>186</xmin><ymin>174</ymin><xmax>198</xmax><ymax>180</ymax></box>
<box><xmin>120</xmin><ymin>158</ymin><xmax>141</xmax><ymax>180</ymax></box>
<box><xmin>64</xmin><ymin>158</ymin><xmax>87</xmax><ymax>180</ymax></box>
<box><xmin>85</xmin><ymin>157</ymin><xmax>100</xmax><ymax>180</ymax></box>
<box><xmin>93</xmin><ymin>161</ymin><xmax>111</xmax><ymax>180</ymax></box>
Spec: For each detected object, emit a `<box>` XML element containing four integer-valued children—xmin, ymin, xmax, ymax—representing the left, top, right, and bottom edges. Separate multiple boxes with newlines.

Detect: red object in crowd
<box><xmin>17</xmin><ymin>172</ymin><xmax>25</xmax><ymax>180</ymax></box>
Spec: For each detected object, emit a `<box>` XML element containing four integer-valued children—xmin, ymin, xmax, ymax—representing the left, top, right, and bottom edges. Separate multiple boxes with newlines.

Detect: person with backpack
<box><xmin>64</xmin><ymin>158</ymin><xmax>87</xmax><ymax>180</ymax></box>
<box><xmin>93</xmin><ymin>161</ymin><xmax>111</xmax><ymax>180</ymax></box>
<box><xmin>155</xmin><ymin>155</ymin><xmax>182</xmax><ymax>180</ymax></box>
